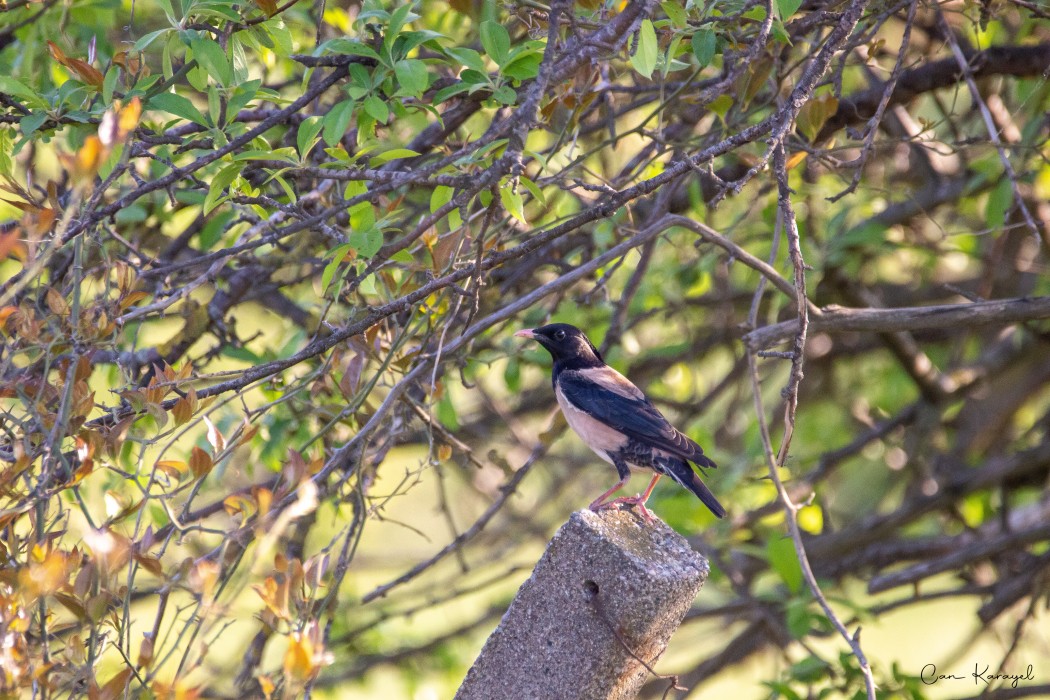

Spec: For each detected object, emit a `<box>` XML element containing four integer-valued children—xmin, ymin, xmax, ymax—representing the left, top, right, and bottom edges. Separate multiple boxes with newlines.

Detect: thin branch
<box><xmin>744</xmin><ymin>296</ymin><xmax>1050</xmax><ymax>350</ymax></box>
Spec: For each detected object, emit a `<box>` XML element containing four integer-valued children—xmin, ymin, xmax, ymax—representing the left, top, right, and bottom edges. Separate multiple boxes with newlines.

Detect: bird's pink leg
<box><xmin>603</xmin><ymin>474</ymin><xmax>662</xmax><ymax>523</ymax></box>
<box><xmin>588</xmin><ymin>475</ymin><xmax>631</xmax><ymax>512</ymax></box>
<box><xmin>589</xmin><ymin>475</ymin><xmax>663</xmax><ymax>523</ymax></box>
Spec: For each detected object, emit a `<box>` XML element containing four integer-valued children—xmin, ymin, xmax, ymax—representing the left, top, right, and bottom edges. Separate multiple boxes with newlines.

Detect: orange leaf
<box><xmin>171</xmin><ymin>396</ymin><xmax>193</xmax><ymax>426</ymax></box>
<box><xmin>22</xmin><ymin>204</ymin><xmax>56</xmax><ymax>237</ymax></box>
<box><xmin>0</xmin><ymin>227</ymin><xmax>26</xmax><ymax>264</ymax></box>
<box><xmin>189</xmin><ymin>446</ymin><xmax>212</xmax><ymax>479</ymax></box>
<box><xmin>113</xmin><ymin>51</ymin><xmax>147</xmax><ymax>76</ymax></box>
<box><xmin>62</xmin><ymin>135</ymin><xmax>105</xmax><ymax>181</ymax></box>
<box><xmin>253</xmin><ymin>0</ymin><xmax>278</xmax><ymax>16</ymax></box>
<box><xmin>118</xmin><ymin>98</ymin><xmax>142</xmax><ymax>135</ymax></box>
<box><xmin>118</xmin><ymin>290</ymin><xmax>149</xmax><ymax>310</ymax></box>
<box><xmin>0</xmin><ymin>306</ymin><xmax>18</xmax><ymax>328</ymax></box>
<box><xmin>98</xmin><ymin>667</ymin><xmax>133</xmax><ymax>700</ymax></box>
<box><xmin>66</xmin><ymin>58</ymin><xmax>105</xmax><ymax>88</ymax></box>
<box><xmin>48</xmin><ymin>41</ymin><xmax>104</xmax><ymax>88</ymax></box>
<box><xmin>283</xmin><ymin>631</ymin><xmax>315</xmax><ymax>682</ymax></box>
<box><xmin>155</xmin><ymin>459</ymin><xmax>189</xmax><ymax>480</ymax></box>
<box><xmin>47</xmin><ymin>40</ymin><xmax>68</xmax><ymax>63</ymax></box>
<box><xmin>18</xmin><ymin>550</ymin><xmax>73</xmax><ymax>602</ymax></box>
<box><xmin>223</xmin><ymin>494</ymin><xmax>256</xmax><ymax>518</ymax></box>
<box><xmin>237</xmin><ymin>422</ymin><xmax>258</xmax><ymax>447</ymax></box>
<box><xmin>98</xmin><ymin>97</ymin><xmax>142</xmax><ymax>147</ymax></box>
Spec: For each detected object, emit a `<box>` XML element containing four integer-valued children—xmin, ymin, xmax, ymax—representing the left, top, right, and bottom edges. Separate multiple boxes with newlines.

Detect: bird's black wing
<box><xmin>558</xmin><ymin>367</ymin><xmax>716</xmax><ymax>469</ymax></box>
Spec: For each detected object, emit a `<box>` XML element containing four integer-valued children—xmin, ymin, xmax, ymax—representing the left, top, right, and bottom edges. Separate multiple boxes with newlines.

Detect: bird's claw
<box><xmin>590</xmin><ymin>494</ymin><xmax>657</xmax><ymax>524</ymax></box>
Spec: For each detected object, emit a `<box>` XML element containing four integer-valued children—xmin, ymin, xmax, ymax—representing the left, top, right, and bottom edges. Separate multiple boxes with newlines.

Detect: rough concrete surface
<box><xmin>455</xmin><ymin>508</ymin><xmax>709</xmax><ymax>700</ymax></box>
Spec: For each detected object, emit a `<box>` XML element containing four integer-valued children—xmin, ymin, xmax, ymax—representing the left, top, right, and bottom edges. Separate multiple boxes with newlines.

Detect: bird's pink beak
<box><xmin>514</xmin><ymin>329</ymin><xmax>537</xmax><ymax>339</ymax></box>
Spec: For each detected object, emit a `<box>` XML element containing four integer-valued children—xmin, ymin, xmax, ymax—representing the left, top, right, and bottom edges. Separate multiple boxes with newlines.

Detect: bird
<box><xmin>514</xmin><ymin>323</ymin><xmax>726</xmax><ymax>521</ymax></box>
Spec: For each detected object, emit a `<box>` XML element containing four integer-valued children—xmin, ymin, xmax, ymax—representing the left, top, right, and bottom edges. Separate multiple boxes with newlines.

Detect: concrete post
<box><xmin>455</xmin><ymin>509</ymin><xmax>709</xmax><ymax>700</ymax></box>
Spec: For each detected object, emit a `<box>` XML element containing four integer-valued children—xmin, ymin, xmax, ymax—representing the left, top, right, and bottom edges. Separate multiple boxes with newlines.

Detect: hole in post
<box><xmin>582</xmin><ymin>579</ymin><xmax>599</xmax><ymax>600</ymax></box>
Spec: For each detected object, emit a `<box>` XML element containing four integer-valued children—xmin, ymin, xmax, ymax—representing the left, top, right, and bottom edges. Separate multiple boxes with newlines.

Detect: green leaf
<box><xmin>296</xmin><ymin>116</ymin><xmax>324</xmax><ymax>159</ymax></box>
<box><xmin>795</xmin><ymin>94</ymin><xmax>839</xmax><ymax>141</ymax></box>
<box><xmin>349</xmin><ymin>226</ymin><xmax>383</xmax><ymax>258</ymax></box>
<box><xmin>371</xmin><ymin>148</ymin><xmax>421</xmax><ymax>164</ymax></box>
<box><xmin>149</xmin><ymin>92</ymin><xmax>209</xmax><ymax>126</ymax></box>
<box><xmin>707</xmin><ymin>93</ymin><xmax>733</xmax><ymax>122</ymax></box>
<box><xmin>358</xmin><ymin>273</ymin><xmax>377</xmax><ymax>296</ymax></box>
<box><xmin>262</xmin><ymin>18</ymin><xmax>293</xmax><ymax>56</ymax></box>
<box><xmin>501</xmin><ymin>52</ymin><xmax>542</xmax><ymax>80</ymax></box>
<box><xmin>767</xmin><ymin>537</ymin><xmax>803</xmax><ymax>594</ymax></box>
<box><xmin>691</xmin><ymin>28</ymin><xmax>717</xmax><ymax>67</ymax></box>
<box><xmin>479</xmin><ymin>20</ymin><xmax>510</xmax><ymax>66</ymax></box>
<box><xmin>207</xmin><ymin>84</ymin><xmax>221</xmax><ymax>126</ymax></box>
<box><xmin>102</xmin><ymin>67</ymin><xmax>119</xmax><ymax>104</ymax></box>
<box><xmin>985</xmin><ymin>177</ymin><xmax>1013</xmax><ymax>232</ymax></box>
<box><xmin>322</xmin><ymin>38</ymin><xmax>381</xmax><ymax>60</ymax></box>
<box><xmin>322</xmin><ymin>99</ymin><xmax>356</xmax><ymax>145</ymax></box>
<box><xmin>134</xmin><ymin>27</ymin><xmax>174</xmax><ymax>52</ymax></box>
<box><xmin>433</xmin><ymin>82</ymin><xmax>471</xmax><ymax>104</ymax></box>
<box><xmin>436</xmin><ymin>392</ymin><xmax>459</xmax><ymax>430</ymax></box>
<box><xmin>227</xmin><ymin>79</ymin><xmax>262</xmax><ymax>117</ymax></box>
<box><xmin>204</xmin><ymin>162</ymin><xmax>242</xmax><ymax>214</ymax></box>
<box><xmin>500</xmin><ymin>185</ymin><xmax>526</xmax><ymax>223</ymax></box>
<box><xmin>322</xmin><ymin>243</ymin><xmax>353</xmax><ymax>291</ymax></box>
<box><xmin>198</xmin><ymin>211</ymin><xmax>231</xmax><ymax>250</ymax></box>
<box><xmin>443</xmin><ymin>47</ymin><xmax>486</xmax><ymax>74</ymax></box>
<box><xmin>777</xmin><ymin>0</ymin><xmax>803</xmax><ymax>19</ymax></box>
<box><xmin>0</xmin><ymin>77</ymin><xmax>46</xmax><ymax>108</ymax></box>
<box><xmin>662</xmin><ymin>35</ymin><xmax>683</xmax><ymax>77</ymax></box>
<box><xmin>631</xmin><ymin>20</ymin><xmax>658</xmax><ymax>79</ymax></box>
<box><xmin>430</xmin><ymin>185</ymin><xmax>455</xmax><ymax>215</ymax></box>
<box><xmin>190</xmin><ymin>37</ymin><xmax>232</xmax><ymax>87</ymax></box>
<box><xmin>493</xmin><ymin>85</ymin><xmax>517</xmax><ymax>105</ymax></box>
<box><xmin>785</xmin><ymin>599</ymin><xmax>813</xmax><ymax>639</ymax></box>
<box><xmin>393</xmin><ymin>59</ymin><xmax>429</xmax><ymax>96</ymax></box>
<box><xmin>661</xmin><ymin>0</ymin><xmax>688</xmax><ymax>27</ymax></box>
<box><xmin>363</xmin><ymin>95</ymin><xmax>390</xmax><ymax>123</ymax></box>
<box><xmin>271</xmin><ymin>173</ymin><xmax>296</xmax><ymax>202</ymax></box>
<box><xmin>519</xmin><ymin>176</ymin><xmax>545</xmax><ymax>206</ymax></box>
<box><xmin>19</xmin><ymin>112</ymin><xmax>49</xmax><ymax>139</ymax></box>
<box><xmin>384</xmin><ymin>3</ymin><xmax>418</xmax><ymax>57</ymax></box>
<box><xmin>0</xmin><ymin>129</ymin><xmax>13</xmax><ymax>177</ymax></box>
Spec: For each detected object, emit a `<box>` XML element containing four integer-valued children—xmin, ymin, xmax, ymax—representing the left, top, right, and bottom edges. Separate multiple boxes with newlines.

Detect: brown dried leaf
<box><xmin>118</xmin><ymin>290</ymin><xmax>148</xmax><ymax>311</ymax></box>
<box><xmin>46</xmin><ymin>287</ymin><xmax>70</xmax><ymax>316</ymax></box>
<box><xmin>133</xmin><ymin>553</ymin><xmax>164</xmax><ymax>577</ymax></box>
<box><xmin>98</xmin><ymin>667</ymin><xmax>133</xmax><ymax>700</ymax></box>
<box><xmin>22</xmin><ymin>203</ymin><xmax>56</xmax><ymax>237</ymax></box>
<box><xmin>137</xmin><ymin>633</ymin><xmax>155</xmax><ymax>669</ymax></box>
<box><xmin>253</xmin><ymin>0</ymin><xmax>278</xmax><ymax>16</ymax></box>
<box><xmin>796</xmin><ymin>94</ymin><xmax>840</xmax><ymax>142</ymax></box>
<box><xmin>188</xmin><ymin>446</ymin><xmax>213</xmax><ymax>479</ymax></box>
<box><xmin>203</xmin><ymin>416</ymin><xmax>226</xmax><ymax>452</ymax></box>
<box><xmin>171</xmin><ymin>396</ymin><xmax>193</xmax><ymax>426</ymax></box>
<box><xmin>112</xmin><ymin>51</ymin><xmax>148</xmax><ymax>76</ymax></box>
<box><xmin>48</xmin><ymin>41</ymin><xmax>104</xmax><ymax>88</ymax></box>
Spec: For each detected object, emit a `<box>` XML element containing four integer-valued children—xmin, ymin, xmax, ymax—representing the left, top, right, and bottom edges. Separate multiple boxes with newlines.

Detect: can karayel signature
<box><xmin>921</xmin><ymin>663</ymin><xmax>1035</xmax><ymax>688</ymax></box>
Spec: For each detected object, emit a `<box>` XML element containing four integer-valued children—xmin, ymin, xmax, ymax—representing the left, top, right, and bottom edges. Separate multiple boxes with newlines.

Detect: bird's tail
<box><xmin>665</xmin><ymin>459</ymin><xmax>726</xmax><ymax>518</ymax></box>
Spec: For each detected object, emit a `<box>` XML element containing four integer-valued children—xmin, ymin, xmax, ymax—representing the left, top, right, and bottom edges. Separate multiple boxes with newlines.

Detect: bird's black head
<box><xmin>514</xmin><ymin>323</ymin><xmax>604</xmax><ymax>369</ymax></box>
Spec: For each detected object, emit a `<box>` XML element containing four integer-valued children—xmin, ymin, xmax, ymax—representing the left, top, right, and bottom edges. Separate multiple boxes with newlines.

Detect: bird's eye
<box><xmin>553</xmin><ymin>329</ymin><xmax>566</xmax><ymax>340</ymax></box>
